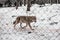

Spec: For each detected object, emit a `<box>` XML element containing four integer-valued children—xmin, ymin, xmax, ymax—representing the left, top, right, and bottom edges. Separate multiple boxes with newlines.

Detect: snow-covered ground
<box><xmin>0</xmin><ymin>4</ymin><xmax>60</xmax><ymax>40</ymax></box>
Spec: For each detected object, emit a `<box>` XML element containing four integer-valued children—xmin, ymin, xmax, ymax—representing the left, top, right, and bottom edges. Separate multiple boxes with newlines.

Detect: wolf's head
<box><xmin>32</xmin><ymin>16</ymin><xmax>36</xmax><ymax>22</ymax></box>
<box><xmin>28</xmin><ymin>16</ymin><xmax>36</xmax><ymax>22</ymax></box>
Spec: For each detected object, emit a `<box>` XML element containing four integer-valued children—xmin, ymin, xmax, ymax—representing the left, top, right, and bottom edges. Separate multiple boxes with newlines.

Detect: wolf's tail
<box><xmin>13</xmin><ymin>21</ymin><xmax>16</xmax><ymax>24</ymax></box>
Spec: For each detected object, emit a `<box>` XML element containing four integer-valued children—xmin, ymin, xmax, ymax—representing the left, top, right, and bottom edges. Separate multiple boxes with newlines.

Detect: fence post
<box><xmin>50</xmin><ymin>0</ymin><xmax>52</xmax><ymax>5</ymax></box>
<box><xmin>57</xmin><ymin>0</ymin><xmax>59</xmax><ymax>4</ymax></box>
<box><xmin>27</xmin><ymin>0</ymin><xmax>31</xmax><ymax>11</ymax></box>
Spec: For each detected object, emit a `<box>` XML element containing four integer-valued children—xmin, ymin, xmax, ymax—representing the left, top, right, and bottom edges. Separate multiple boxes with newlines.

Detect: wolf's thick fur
<box><xmin>13</xmin><ymin>16</ymin><xmax>36</xmax><ymax>30</ymax></box>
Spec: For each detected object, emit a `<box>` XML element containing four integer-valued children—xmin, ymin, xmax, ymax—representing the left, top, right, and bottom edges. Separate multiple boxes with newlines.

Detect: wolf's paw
<box><xmin>28</xmin><ymin>32</ymin><xmax>32</xmax><ymax>34</ymax></box>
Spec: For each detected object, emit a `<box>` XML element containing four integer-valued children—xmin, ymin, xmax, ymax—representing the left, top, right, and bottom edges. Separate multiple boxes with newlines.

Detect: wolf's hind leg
<box><xmin>20</xmin><ymin>23</ymin><xmax>22</xmax><ymax>27</ymax></box>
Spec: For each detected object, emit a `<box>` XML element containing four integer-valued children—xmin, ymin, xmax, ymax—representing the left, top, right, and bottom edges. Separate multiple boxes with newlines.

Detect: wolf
<box><xmin>13</xmin><ymin>16</ymin><xmax>36</xmax><ymax>30</ymax></box>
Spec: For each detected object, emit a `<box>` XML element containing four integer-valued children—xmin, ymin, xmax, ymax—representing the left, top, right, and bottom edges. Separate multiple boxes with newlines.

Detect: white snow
<box><xmin>0</xmin><ymin>4</ymin><xmax>60</xmax><ymax>40</ymax></box>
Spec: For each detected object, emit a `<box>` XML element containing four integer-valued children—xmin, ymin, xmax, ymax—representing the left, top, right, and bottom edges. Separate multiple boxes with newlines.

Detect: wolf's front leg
<box><xmin>28</xmin><ymin>23</ymin><xmax>34</xmax><ymax>30</ymax></box>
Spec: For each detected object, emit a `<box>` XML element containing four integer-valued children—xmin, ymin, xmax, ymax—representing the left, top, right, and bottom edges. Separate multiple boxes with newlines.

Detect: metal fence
<box><xmin>0</xmin><ymin>4</ymin><xmax>60</xmax><ymax>40</ymax></box>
